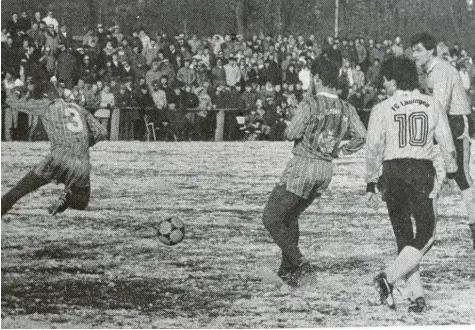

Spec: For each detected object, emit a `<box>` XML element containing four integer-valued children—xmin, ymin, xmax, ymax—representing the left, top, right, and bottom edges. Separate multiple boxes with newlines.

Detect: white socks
<box><xmin>461</xmin><ymin>187</ymin><xmax>475</xmax><ymax>225</ymax></box>
<box><xmin>385</xmin><ymin>246</ymin><xmax>423</xmax><ymax>285</ymax></box>
<box><xmin>404</xmin><ymin>266</ymin><xmax>424</xmax><ymax>301</ymax></box>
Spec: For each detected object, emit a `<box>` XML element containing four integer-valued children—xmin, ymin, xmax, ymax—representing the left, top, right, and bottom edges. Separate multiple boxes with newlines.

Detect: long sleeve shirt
<box><xmin>425</xmin><ymin>57</ymin><xmax>471</xmax><ymax>115</ymax></box>
<box><xmin>285</xmin><ymin>91</ymin><xmax>367</xmax><ymax>161</ymax></box>
<box><xmin>365</xmin><ymin>89</ymin><xmax>457</xmax><ymax>184</ymax></box>
<box><xmin>6</xmin><ymin>95</ymin><xmax>107</xmax><ymax>156</ymax></box>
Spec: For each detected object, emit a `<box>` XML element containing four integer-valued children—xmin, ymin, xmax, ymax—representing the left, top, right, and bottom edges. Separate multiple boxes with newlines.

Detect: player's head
<box><xmin>310</xmin><ymin>57</ymin><xmax>339</xmax><ymax>93</ymax></box>
<box><xmin>381</xmin><ymin>56</ymin><xmax>420</xmax><ymax>96</ymax></box>
<box><xmin>410</xmin><ymin>32</ymin><xmax>437</xmax><ymax>67</ymax></box>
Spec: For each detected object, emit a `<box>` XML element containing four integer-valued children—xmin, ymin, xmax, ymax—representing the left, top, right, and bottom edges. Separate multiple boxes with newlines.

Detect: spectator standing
<box><xmin>95</xmin><ymin>84</ymin><xmax>115</xmax><ymax>129</ymax></box>
<box><xmin>56</xmin><ymin>45</ymin><xmax>76</xmax><ymax>88</ymax></box>
<box><xmin>211</xmin><ymin>58</ymin><xmax>227</xmax><ymax>87</ymax></box>
<box><xmin>391</xmin><ymin>36</ymin><xmax>404</xmax><ymax>57</ymax></box>
<box><xmin>224</xmin><ymin>57</ymin><xmax>241</xmax><ymax>87</ymax></box>
<box><xmin>177</xmin><ymin>58</ymin><xmax>196</xmax><ymax>86</ymax></box>
<box><xmin>58</xmin><ymin>25</ymin><xmax>73</xmax><ymax>48</ymax></box>
<box><xmin>298</xmin><ymin>62</ymin><xmax>311</xmax><ymax>92</ymax></box>
<box><xmin>460</xmin><ymin>64</ymin><xmax>472</xmax><ymax>91</ymax></box>
<box><xmin>352</xmin><ymin>64</ymin><xmax>365</xmax><ymax>90</ymax></box>
<box><xmin>42</xmin><ymin>10</ymin><xmax>59</xmax><ymax>32</ymax></box>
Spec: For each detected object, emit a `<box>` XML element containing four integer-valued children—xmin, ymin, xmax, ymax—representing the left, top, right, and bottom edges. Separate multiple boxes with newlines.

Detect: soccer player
<box><xmin>366</xmin><ymin>57</ymin><xmax>457</xmax><ymax>312</ymax></box>
<box><xmin>1</xmin><ymin>81</ymin><xmax>108</xmax><ymax>216</ymax></box>
<box><xmin>262</xmin><ymin>58</ymin><xmax>367</xmax><ymax>287</ymax></box>
<box><xmin>411</xmin><ymin>33</ymin><xmax>475</xmax><ymax>249</ymax></box>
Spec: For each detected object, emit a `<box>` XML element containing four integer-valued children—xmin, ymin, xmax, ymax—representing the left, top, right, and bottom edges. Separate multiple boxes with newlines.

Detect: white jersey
<box><xmin>366</xmin><ymin>89</ymin><xmax>457</xmax><ymax>183</ymax></box>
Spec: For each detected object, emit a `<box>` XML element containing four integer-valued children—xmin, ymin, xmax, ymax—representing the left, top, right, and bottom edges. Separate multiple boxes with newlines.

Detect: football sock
<box><xmin>404</xmin><ymin>266</ymin><xmax>424</xmax><ymax>301</ymax></box>
<box><xmin>385</xmin><ymin>246</ymin><xmax>423</xmax><ymax>285</ymax></box>
<box><xmin>1</xmin><ymin>171</ymin><xmax>48</xmax><ymax>216</ymax></box>
<box><xmin>461</xmin><ymin>187</ymin><xmax>475</xmax><ymax>225</ymax></box>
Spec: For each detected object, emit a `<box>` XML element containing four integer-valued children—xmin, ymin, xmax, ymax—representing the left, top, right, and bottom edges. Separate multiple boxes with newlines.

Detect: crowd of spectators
<box><xmin>2</xmin><ymin>10</ymin><xmax>475</xmax><ymax>142</ymax></box>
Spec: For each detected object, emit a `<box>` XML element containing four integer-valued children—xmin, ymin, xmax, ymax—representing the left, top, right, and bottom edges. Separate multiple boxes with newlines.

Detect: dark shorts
<box><xmin>448</xmin><ymin>115</ymin><xmax>472</xmax><ymax>191</ymax></box>
<box><xmin>34</xmin><ymin>153</ymin><xmax>91</xmax><ymax>188</ymax></box>
<box><xmin>382</xmin><ymin>159</ymin><xmax>436</xmax><ymax>254</ymax></box>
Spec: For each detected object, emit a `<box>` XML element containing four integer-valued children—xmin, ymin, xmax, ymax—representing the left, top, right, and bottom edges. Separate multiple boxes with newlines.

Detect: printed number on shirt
<box><xmin>65</xmin><ymin>107</ymin><xmax>84</xmax><ymax>132</ymax></box>
<box><xmin>394</xmin><ymin>112</ymin><xmax>428</xmax><ymax>148</ymax></box>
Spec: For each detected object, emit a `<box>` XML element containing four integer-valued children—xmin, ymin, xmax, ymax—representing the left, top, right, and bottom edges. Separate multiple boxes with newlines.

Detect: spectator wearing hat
<box><xmin>17</xmin><ymin>11</ymin><xmax>30</xmax><ymax>35</ymax></box>
<box><xmin>176</xmin><ymin>58</ymin><xmax>196</xmax><ymax>86</ymax></box>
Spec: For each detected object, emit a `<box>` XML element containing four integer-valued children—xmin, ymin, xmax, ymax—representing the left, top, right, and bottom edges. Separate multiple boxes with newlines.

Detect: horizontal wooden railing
<box><xmin>84</xmin><ymin>106</ymin><xmax>239</xmax><ymax>141</ymax></box>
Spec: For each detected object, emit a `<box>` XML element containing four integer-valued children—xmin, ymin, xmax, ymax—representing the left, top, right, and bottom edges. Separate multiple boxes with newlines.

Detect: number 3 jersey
<box><xmin>6</xmin><ymin>95</ymin><xmax>107</xmax><ymax>158</ymax></box>
<box><xmin>365</xmin><ymin>89</ymin><xmax>457</xmax><ymax>184</ymax></box>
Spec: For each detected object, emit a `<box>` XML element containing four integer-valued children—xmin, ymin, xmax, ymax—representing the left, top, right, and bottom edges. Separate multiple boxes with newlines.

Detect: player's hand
<box><xmin>366</xmin><ymin>192</ymin><xmax>380</xmax><ymax>210</ymax></box>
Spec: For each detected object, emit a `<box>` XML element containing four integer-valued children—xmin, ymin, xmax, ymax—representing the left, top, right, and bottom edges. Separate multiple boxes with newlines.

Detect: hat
<box><xmin>97</xmin><ymin>23</ymin><xmax>103</xmax><ymax>28</ymax></box>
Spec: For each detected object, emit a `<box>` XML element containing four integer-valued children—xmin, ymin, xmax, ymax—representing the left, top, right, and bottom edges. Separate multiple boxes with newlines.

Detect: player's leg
<box><xmin>262</xmin><ymin>184</ymin><xmax>307</xmax><ymax>272</ymax></box>
<box><xmin>449</xmin><ymin>115</ymin><xmax>475</xmax><ymax>248</ymax></box>
<box><xmin>49</xmin><ymin>173</ymin><xmax>91</xmax><ymax>215</ymax></box>
<box><xmin>1</xmin><ymin>170</ymin><xmax>49</xmax><ymax>216</ymax></box>
<box><xmin>277</xmin><ymin>187</ymin><xmax>321</xmax><ymax>277</ymax></box>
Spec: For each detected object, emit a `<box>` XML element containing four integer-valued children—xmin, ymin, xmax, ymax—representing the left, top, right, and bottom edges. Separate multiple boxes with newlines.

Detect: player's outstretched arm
<box><xmin>86</xmin><ymin>112</ymin><xmax>109</xmax><ymax>147</ymax></box>
<box><xmin>433</xmin><ymin>101</ymin><xmax>458</xmax><ymax>175</ymax></box>
<box><xmin>6</xmin><ymin>93</ymin><xmax>50</xmax><ymax>117</ymax></box>
<box><xmin>340</xmin><ymin>104</ymin><xmax>367</xmax><ymax>155</ymax></box>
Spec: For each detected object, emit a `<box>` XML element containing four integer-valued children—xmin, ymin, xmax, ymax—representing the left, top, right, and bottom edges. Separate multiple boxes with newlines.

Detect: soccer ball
<box><xmin>157</xmin><ymin>217</ymin><xmax>185</xmax><ymax>246</ymax></box>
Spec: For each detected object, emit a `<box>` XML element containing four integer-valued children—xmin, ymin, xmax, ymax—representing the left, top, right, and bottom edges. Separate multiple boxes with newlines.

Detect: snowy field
<box><xmin>1</xmin><ymin>141</ymin><xmax>475</xmax><ymax>328</ymax></box>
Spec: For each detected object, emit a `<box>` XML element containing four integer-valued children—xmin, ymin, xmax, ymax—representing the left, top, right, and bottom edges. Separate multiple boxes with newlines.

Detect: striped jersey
<box><xmin>285</xmin><ymin>92</ymin><xmax>367</xmax><ymax>161</ymax></box>
<box><xmin>6</xmin><ymin>95</ymin><xmax>107</xmax><ymax>157</ymax></box>
<box><xmin>366</xmin><ymin>89</ymin><xmax>457</xmax><ymax>183</ymax></box>
<box><xmin>425</xmin><ymin>57</ymin><xmax>471</xmax><ymax>115</ymax></box>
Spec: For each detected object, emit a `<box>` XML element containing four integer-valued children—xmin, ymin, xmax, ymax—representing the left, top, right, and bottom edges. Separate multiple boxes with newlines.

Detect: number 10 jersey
<box><xmin>365</xmin><ymin>89</ymin><xmax>457</xmax><ymax>184</ymax></box>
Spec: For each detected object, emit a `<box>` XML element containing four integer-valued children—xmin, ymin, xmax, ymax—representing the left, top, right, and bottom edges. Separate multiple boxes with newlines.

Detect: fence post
<box><xmin>214</xmin><ymin>109</ymin><xmax>225</xmax><ymax>142</ymax></box>
<box><xmin>110</xmin><ymin>108</ymin><xmax>120</xmax><ymax>141</ymax></box>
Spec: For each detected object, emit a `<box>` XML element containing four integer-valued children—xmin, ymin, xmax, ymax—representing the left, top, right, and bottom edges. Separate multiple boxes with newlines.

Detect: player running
<box><xmin>366</xmin><ymin>57</ymin><xmax>457</xmax><ymax>312</ymax></box>
<box><xmin>1</xmin><ymin>81</ymin><xmax>108</xmax><ymax>216</ymax></box>
<box><xmin>411</xmin><ymin>33</ymin><xmax>475</xmax><ymax>249</ymax></box>
<box><xmin>262</xmin><ymin>57</ymin><xmax>367</xmax><ymax>287</ymax></box>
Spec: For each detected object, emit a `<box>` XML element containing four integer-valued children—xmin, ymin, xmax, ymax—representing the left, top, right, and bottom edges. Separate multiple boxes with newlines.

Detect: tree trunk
<box><xmin>86</xmin><ymin>0</ymin><xmax>98</xmax><ymax>24</ymax></box>
<box><xmin>235</xmin><ymin>0</ymin><xmax>246</xmax><ymax>36</ymax></box>
<box><xmin>273</xmin><ymin>0</ymin><xmax>283</xmax><ymax>34</ymax></box>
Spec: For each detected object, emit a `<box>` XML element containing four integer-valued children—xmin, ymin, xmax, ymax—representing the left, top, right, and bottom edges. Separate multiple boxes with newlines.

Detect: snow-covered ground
<box><xmin>2</xmin><ymin>141</ymin><xmax>474</xmax><ymax>328</ymax></box>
